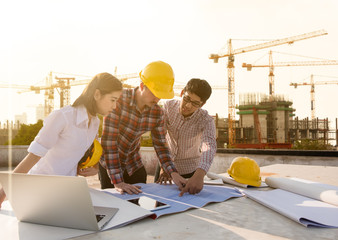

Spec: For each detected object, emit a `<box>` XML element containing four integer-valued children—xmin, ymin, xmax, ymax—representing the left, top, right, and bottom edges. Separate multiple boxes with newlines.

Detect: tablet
<box><xmin>128</xmin><ymin>196</ymin><xmax>170</xmax><ymax>211</ymax></box>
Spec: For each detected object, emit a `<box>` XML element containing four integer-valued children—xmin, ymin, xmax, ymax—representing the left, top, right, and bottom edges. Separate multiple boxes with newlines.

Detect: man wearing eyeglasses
<box><xmin>156</xmin><ymin>78</ymin><xmax>217</xmax><ymax>196</ymax></box>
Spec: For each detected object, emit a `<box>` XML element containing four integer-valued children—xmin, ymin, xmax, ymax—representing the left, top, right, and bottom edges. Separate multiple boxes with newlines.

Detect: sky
<box><xmin>1</xmin><ymin>0</ymin><xmax>338</xmax><ymax>128</ymax></box>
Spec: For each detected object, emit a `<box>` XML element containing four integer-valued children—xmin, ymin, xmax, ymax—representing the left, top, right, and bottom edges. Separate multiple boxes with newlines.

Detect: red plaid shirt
<box><xmin>100</xmin><ymin>88</ymin><xmax>177</xmax><ymax>184</ymax></box>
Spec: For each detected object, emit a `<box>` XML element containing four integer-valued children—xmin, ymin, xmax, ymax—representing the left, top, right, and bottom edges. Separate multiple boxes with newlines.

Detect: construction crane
<box><xmin>31</xmin><ymin>74</ymin><xmax>224</xmax><ymax>116</ymax></box>
<box><xmin>7</xmin><ymin>71</ymin><xmax>139</xmax><ymax>118</ymax></box>
<box><xmin>209</xmin><ymin>29</ymin><xmax>327</xmax><ymax>146</ymax></box>
<box><xmin>2</xmin><ymin>75</ymin><xmax>226</xmax><ymax>120</ymax></box>
<box><xmin>242</xmin><ymin>50</ymin><xmax>338</xmax><ymax>97</ymax></box>
<box><xmin>0</xmin><ymin>84</ymin><xmax>31</xmax><ymax>91</ymax></box>
<box><xmin>173</xmin><ymin>84</ymin><xmax>227</xmax><ymax>91</ymax></box>
<box><xmin>290</xmin><ymin>74</ymin><xmax>338</xmax><ymax>120</ymax></box>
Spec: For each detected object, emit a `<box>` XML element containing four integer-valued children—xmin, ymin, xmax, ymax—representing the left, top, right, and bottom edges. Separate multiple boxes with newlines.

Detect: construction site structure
<box><xmin>290</xmin><ymin>74</ymin><xmax>338</xmax><ymax>120</ymax></box>
<box><xmin>0</xmin><ymin>121</ymin><xmax>21</xmax><ymax>145</ymax></box>
<box><xmin>242</xmin><ymin>50</ymin><xmax>338</xmax><ymax>97</ymax></box>
<box><xmin>235</xmin><ymin>93</ymin><xmax>294</xmax><ymax>148</ymax></box>
<box><xmin>214</xmin><ymin>92</ymin><xmax>337</xmax><ymax>148</ymax></box>
<box><xmin>288</xmin><ymin>117</ymin><xmax>335</xmax><ymax>145</ymax></box>
<box><xmin>209</xmin><ymin>29</ymin><xmax>328</xmax><ymax>146</ymax></box>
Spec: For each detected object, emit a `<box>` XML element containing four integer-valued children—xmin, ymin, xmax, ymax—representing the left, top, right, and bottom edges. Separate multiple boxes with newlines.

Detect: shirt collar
<box><xmin>76</xmin><ymin>105</ymin><xmax>90</xmax><ymax>126</ymax></box>
<box><xmin>129</xmin><ymin>87</ymin><xmax>138</xmax><ymax>107</ymax></box>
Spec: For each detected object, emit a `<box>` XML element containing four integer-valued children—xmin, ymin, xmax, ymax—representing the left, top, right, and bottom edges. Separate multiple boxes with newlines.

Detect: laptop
<box><xmin>0</xmin><ymin>172</ymin><xmax>118</xmax><ymax>231</ymax></box>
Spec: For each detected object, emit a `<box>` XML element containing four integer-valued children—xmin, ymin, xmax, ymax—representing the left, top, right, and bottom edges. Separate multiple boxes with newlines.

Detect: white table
<box><xmin>68</xmin><ymin>164</ymin><xmax>338</xmax><ymax>240</ymax></box>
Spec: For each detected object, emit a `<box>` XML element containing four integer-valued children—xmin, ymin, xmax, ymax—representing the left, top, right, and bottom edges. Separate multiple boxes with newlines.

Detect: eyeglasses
<box><xmin>182</xmin><ymin>95</ymin><xmax>202</xmax><ymax>108</ymax></box>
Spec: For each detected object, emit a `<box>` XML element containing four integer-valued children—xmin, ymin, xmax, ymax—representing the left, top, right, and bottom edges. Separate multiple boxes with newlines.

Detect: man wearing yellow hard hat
<box><xmin>99</xmin><ymin>61</ymin><xmax>187</xmax><ymax>194</ymax></box>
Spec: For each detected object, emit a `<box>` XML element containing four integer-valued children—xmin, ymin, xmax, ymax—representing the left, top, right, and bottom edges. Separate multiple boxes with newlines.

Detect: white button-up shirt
<box><xmin>28</xmin><ymin>105</ymin><xmax>100</xmax><ymax>176</ymax></box>
<box><xmin>163</xmin><ymin>99</ymin><xmax>217</xmax><ymax>175</ymax></box>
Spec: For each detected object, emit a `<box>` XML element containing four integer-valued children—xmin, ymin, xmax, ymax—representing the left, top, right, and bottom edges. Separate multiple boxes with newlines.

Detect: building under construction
<box><xmin>215</xmin><ymin>93</ymin><xmax>337</xmax><ymax>148</ymax></box>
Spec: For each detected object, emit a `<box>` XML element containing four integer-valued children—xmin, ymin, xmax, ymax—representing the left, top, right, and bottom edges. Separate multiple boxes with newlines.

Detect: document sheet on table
<box><xmin>242</xmin><ymin>178</ymin><xmax>338</xmax><ymax>228</ymax></box>
<box><xmin>104</xmin><ymin>183</ymin><xmax>243</xmax><ymax>218</ymax></box>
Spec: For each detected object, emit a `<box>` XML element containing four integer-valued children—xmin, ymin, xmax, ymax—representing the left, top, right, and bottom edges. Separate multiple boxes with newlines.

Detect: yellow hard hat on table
<box><xmin>139</xmin><ymin>61</ymin><xmax>175</xmax><ymax>99</ymax></box>
<box><xmin>227</xmin><ymin>157</ymin><xmax>262</xmax><ymax>187</ymax></box>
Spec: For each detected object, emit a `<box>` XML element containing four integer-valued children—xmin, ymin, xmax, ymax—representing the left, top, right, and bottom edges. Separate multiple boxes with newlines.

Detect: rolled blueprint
<box><xmin>207</xmin><ymin>172</ymin><xmax>268</xmax><ymax>188</ymax></box>
<box><xmin>265</xmin><ymin>177</ymin><xmax>338</xmax><ymax>207</ymax></box>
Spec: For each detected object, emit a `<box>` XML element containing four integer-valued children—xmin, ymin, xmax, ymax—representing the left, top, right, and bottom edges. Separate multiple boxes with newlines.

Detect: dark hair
<box><xmin>184</xmin><ymin>78</ymin><xmax>212</xmax><ymax>103</ymax></box>
<box><xmin>72</xmin><ymin>72</ymin><xmax>123</xmax><ymax>115</ymax></box>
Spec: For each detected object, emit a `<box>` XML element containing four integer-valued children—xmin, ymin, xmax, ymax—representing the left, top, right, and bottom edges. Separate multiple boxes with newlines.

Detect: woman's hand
<box><xmin>77</xmin><ymin>163</ymin><xmax>99</xmax><ymax>177</ymax></box>
<box><xmin>77</xmin><ymin>167</ymin><xmax>98</xmax><ymax>177</ymax></box>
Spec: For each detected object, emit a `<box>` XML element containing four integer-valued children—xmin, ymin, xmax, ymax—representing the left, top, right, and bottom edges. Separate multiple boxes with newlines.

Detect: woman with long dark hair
<box><xmin>0</xmin><ymin>72</ymin><xmax>122</xmax><ymax>208</ymax></box>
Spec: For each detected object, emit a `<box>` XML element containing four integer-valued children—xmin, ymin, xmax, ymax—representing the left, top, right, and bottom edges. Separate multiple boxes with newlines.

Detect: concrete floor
<box><xmin>70</xmin><ymin>164</ymin><xmax>338</xmax><ymax>240</ymax></box>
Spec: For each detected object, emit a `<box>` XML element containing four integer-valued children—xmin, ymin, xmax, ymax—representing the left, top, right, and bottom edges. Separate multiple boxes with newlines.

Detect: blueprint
<box><xmin>265</xmin><ymin>177</ymin><xmax>338</xmax><ymax>206</ymax></box>
<box><xmin>207</xmin><ymin>172</ymin><xmax>268</xmax><ymax>188</ymax></box>
<box><xmin>103</xmin><ymin>183</ymin><xmax>243</xmax><ymax>218</ymax></box>
<box><xmin>242</xmin><ymin>187</ymin><xmax>338</xmax><ymax>228</ymax></box>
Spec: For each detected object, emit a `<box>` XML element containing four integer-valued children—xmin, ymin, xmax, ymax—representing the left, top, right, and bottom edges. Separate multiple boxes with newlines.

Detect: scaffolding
<box><xmin>213</xmin><ymin>92</ymin><xmax>337</xmax><ymax>149</ymax></box>
<box><xmin>234</xmin><ymin>93</ymin><xmax>293</xmax><ymax>147</ymax></box>
<box><xmin>289</xmin><ymin>117</ymin><xmax>335</xmax><ymax>145</ymax></box>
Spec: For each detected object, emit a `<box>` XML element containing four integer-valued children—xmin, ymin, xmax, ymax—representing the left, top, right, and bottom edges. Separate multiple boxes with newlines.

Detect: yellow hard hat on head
<box><xmin>139</xmin><ymin>61</ymin><xmax>175</xmax><ymax>99</ymax></box>
<box><xmin>227</xmin><ymin>157</ymin><xmax>261</xmax><ymax>187</ymax></box>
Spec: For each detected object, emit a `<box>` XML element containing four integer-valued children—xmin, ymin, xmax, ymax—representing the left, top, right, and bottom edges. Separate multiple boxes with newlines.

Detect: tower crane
<box><xmin>242</xmin><ymin>50</ymin><xmax>338</xmax><ymax>97</ymax></box>
<box><xmin>0</xmin><ymin>84</ymin><xmax>31</xmax><ymax>91</ymax></box>
<box><xmin>9</xmin><ymin>71</ymin><xmax>139</xmax><ymax>118</ymax></box>
<box><xmin>290</xmin><ymin>74</ymin><xmax>338</xmax><ymax>120</ymax></box>
<box><xmin>209</xmin><ymin>29</ymin><xmax>327</xmax><ymax>146</ymax></box>
<box><xmin>2</xmin><ymin>73</ymin><xmax>225</xmax><ymax>120</ymax></box>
